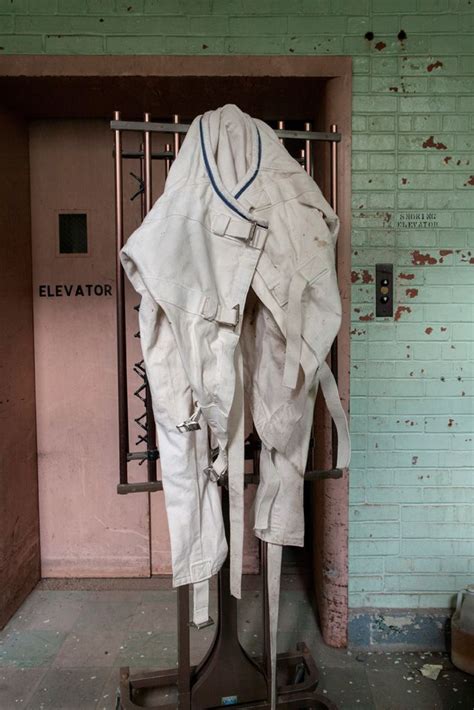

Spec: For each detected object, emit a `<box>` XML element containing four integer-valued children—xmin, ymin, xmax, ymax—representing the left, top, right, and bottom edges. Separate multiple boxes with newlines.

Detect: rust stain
<box><xmin>394</xmin><ymin>305</ymin><xmax>411</xmax><ymax>321</ymax></box>
<box><xmin>439</xmin><ymin>249</ymin><xmax>453</xmax><ymax>256</ymax></box>
<box><xmin>443</xmin><ymin>156</ymin><xmax>452</xmax><ymax>164</ymax></box>
<box><xmin>464</xmin><ymin>175</ymin><xmax>474</xmax><ymax>186</ymax></box>
<box><xmin>359</xmin><ymin>312</ymin><xmax>375</xmax><ymax>322</ymax></box>
<box><xmin>351</xmin><ymin>270</ymin><xmax>360</xmax><ymax>283</ymax></box>
<box><xmin>427</xmin><ymin>60</ymin><xmax>443</xmax><ymax>72</ymax></box>
<box><xmin>375</xmin><ymin>41</ymin><xmax>386</xmax><ymax>51</ymax></box>
<box><xmin>425</xmin><ymin>327</ymin><xmax>433</xmax><ymax>335</ymax></box>
<box><xmin>399</xmin><ymin>272</ymin><xmax>415</xmax><ymax>280</ymax></box>
<box><xmin>422</xmin><ymin>135</ymin><xmax>447</xmax><ymax>150</ymax></box>
<box><xmin>350</xmin><ymin>328</ymin><xmax>366</xmax><ymax>336</ymax></box>
<box><xmin>405</xmin><ymin>288</ymin><xmax>418</xmax><ymax>298</ymax></box>
<box><xmin>362</xmin><ymin>269</ymin><xmax>374</xmax><ymax>283</ymax></box>
<box><xmin>470</xmin><ymin>257</ymin><xmax>474</xmax><ymax>264</ymax></box>
<box><xmin>412</xmin><ymin>250</ymin><xmax>437</xmax><ymax>265</ymax></box>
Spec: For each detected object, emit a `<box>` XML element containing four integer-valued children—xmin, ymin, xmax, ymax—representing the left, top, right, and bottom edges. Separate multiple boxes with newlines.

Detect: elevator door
<box><xmin>30</xmin><ymin>119</ymin><xmax>259</xmax><ymax>577</ymax></box>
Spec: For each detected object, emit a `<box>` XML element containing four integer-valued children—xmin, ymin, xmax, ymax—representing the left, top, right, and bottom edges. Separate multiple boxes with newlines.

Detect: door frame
<box><xmin>0</xmin><ymin>55</ymin><xmax>351</xmax><ymax>644</ymax></box>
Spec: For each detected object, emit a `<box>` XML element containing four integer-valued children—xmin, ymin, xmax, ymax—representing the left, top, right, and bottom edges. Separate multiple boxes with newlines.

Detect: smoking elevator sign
<box><xmin>397</xmin><ymin>212</ymin><xmax>439</xmax><ymax>229</ymax></box>
<box><xmin>38</xmin><ymin>284</ymin><xmax>113</xmax><ymax>297</ymax></box>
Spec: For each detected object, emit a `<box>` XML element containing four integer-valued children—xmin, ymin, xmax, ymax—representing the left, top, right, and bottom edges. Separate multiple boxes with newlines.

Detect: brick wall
<box><xmin>1</xmin><ymin>0</ymin><xmax>473</xmax><ymax>610</ymax></box>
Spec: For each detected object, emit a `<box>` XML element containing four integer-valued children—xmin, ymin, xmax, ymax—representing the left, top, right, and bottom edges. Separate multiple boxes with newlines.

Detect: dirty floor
<box><xmin>0</xmin><ymin>581</ymin><xmax>472</xmax><ymax>709</ymax></box>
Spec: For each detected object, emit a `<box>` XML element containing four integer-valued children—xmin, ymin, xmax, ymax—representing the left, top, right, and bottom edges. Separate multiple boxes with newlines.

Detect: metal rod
<box><xmin>277</xmin><ymin>119</ymin><xmax>285</xmax><ymax>145</ymax></box>
<box><xmin>304</xmin><ymin>121</ymin><xmax>312</xmax><ymax>175</ymax></box>
<box><xmin>165</xmin><ymin>143</ymin><xmax>171</xmax><ymax>176</ymax></box>
<box><xmin>330</xmin><ymin>124</ymin><xmax>338</xmax><ymax>213</ymax></box>
<box><xmin>114</xmin><ymin>111</ymin><xmax>130</xmax><ymax>486</ymax></box>
<box><xmin>143</xmin><ymin>113</ymin><xmax>158</xmax><ymax>483</ymax></box>
<box><xmin>177</xmin><ymin>585</ymin><xmax>191</xmax><ymax>708</ymax></box>
<box><xmin>173</xmin><ymin>114</ymin><xmax>180</xmax><ymax>158</ymax></box>
<box><xmin>110</xmin><ymin>120</ymin><xmax>341</xmax><ymax>143</ymax></box>
<box><xmin>330</xmin><ymin>124</ymin><xmax>339</xmax><ymax>469</ymax></box>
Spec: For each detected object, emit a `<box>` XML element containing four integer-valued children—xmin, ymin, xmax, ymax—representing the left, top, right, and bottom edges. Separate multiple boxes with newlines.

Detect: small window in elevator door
<box><xmin>58</xmin><ymin>213</ymin><xmax>88</xmax><ymax>254</ymax></box>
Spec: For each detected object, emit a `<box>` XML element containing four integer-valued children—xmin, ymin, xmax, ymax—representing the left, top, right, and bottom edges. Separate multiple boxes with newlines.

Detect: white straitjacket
<box><xmin>121</xmin><ymin>104</ymin><xmax>350</xmax><ymax>707</ymax></box>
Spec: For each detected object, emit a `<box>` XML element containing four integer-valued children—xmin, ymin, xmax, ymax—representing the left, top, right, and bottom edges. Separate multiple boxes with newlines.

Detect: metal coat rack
<box><xmin>111</xmin><ymin>112</ymin><xmax>342</xmax><ymax>709</ymax></box>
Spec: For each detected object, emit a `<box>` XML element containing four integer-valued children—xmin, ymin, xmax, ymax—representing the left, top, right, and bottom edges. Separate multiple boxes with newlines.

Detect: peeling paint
<box><xmin>406</xmin><ymin>288</ymin><xmax>418</xmax><ymax>298</ymax></box>
<box><xmin>401</xmin><ymin>177</ymin><xmax>408</xmax><ymax>184</ymax></box>
<box><xmin>375</xmin><ymin>41</ymin><xmax>386</xmax><ymax>51</ymax></box>
<box><xmin>464</xmin><ymin>175</ymin><xmax>474</xmax><ymax>186</ymax></box>
<box><xmin>412</xmin><ymin>456</ymin><xmax>418</xmax><ymax>465</ymax></box>
<box><xmin>412</xmin><ymin>250</ymin><xmax>437</xmax><ymax>265</ymax></box>
<box><xmin>359</xmin><ymin>312</ymin><xmax>375</xmax><ymax>322</ymax></box>
<box><xmin>399</xmin><ymin>272</ymin><xmax>415</xmax><ymax>280</ymax></box>
<box><xmin>394</xmin><ymin>305</ymin><xmax>411</xmax><ymax>321</ymax></box>
<box><xmin>422</xmin><ymin>136</ymin><xmax>447</xmax><ymax>150</ymax></box>
<box><xmin>443</xmin><ymin>156</ymin><xmax>452</xmax><ymax>164</ymax></box>
<box><xmin>427</xmin><ymin>60</ymin><xmax>443</xmax><ymax>72</ymax></box>
<box><xmin>425</xmin><ymin>327</ymin><xmax>433</xmax><ymax>335</ymax></box>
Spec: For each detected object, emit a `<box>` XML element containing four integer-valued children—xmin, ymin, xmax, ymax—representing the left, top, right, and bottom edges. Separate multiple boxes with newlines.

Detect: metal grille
<box><xmin>59</xmin><ymin>213</ymin><xmax>88</xmax><ymax>254</ymax></box>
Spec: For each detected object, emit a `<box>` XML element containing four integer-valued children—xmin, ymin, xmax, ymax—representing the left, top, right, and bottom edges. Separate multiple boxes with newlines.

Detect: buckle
<box><xmin>190</xmin><ymin>616</ymin><xmax>214</xmax><ymax>630</ymax></box>
<box><xmin>248</xmin><ymin>221</ymin><xmax>258</xmax><ymax>243</ymax></box>
<box><xmin>203</xmin><ymin>465</ymin><xmax>221</xmax><ymax>483</ymax></box>
<box><xmin>176</xmin><ymin>421</ymin><xmax>201</xmax><ymax>433</ymax></box>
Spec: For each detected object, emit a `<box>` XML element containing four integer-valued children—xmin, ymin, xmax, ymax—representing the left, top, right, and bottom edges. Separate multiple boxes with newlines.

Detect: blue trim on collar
<box><xmin>234</xmin><ymin>127</ymin><xmax>261</xmax><ymax>199</ymax></box>
<box><xmin>199</xmin><ymin>117</ymin><xmax>251</xmax><ymax>222</ymax></box>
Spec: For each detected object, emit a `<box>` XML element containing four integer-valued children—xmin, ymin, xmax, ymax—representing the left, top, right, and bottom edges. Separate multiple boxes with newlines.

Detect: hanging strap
<box><xmin>319</xmin><ymin>360</ymin><xmax>351</xmax><ymax>469</ymax></box>
<box><xmin>267</xmin><ymin>542</ymin><xmax>283</xmax><ymax>710</ymax></box>
<box><xmin>228</xmin><ymin>342</ymin><xmax>245</xmax><ymax>600</ymax></box>
<box><xmin>192</xmin><ymin>579</ymin><xmax>211</xmax><ymax>628</ymax></box>
<box><xmin>282</xmin><ymin>271</ymin><xmax>308</xmax><ymax>389</ymax></box>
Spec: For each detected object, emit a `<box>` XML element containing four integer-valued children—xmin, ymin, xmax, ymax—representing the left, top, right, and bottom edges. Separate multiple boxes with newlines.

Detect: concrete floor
<box><xmin>0</xmin><ymin>581</ymin><xmax>473</xmax><ymax>709</ymax></box>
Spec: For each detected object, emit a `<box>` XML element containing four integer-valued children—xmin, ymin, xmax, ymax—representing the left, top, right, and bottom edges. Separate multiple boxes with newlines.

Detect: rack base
<box><xmin>118</xmin><ymin>642</ymin><xmax>337</xmax><ymax>709</ymax></box>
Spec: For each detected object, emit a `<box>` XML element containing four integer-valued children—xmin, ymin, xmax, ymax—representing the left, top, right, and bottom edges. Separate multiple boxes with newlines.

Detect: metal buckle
<box><xmin>190</xmin><ymin>616</ymin><xmax>214</xmax><ymax>630</ymax></box>
<box><xmin>248</xmin><ymin>221</ymin><xmax>258</xmax><ymax>244</ymax></box>
<box><xmin>176</xmin><ymin>421</ymin><xmax>201</xmax><ymax>433</ymax></box>
<box><xmin>203</xmin><ymin>465</ymin><xmax>221</xmax><ymax>483</ymax></box>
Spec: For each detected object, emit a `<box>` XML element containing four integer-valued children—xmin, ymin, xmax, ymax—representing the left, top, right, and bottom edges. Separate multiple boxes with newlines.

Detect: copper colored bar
<box><xmin>304</xmin><ymin>121</ymin><xmax>312</xmax><ymax>175</ymax></box>
<box><xmin>114</xmin><ymin>111</ymin><xmax>129</xmax><ymax>485</ymax></box>
<box><xmin>277</xmin><ymin>119</ymin><xmax>285</xmax><ymax>145</ymax></box>
<box><xmin>143</xmin><ymin>113</ymin><xmax>158</xmax><ymax>483</ymax></box>
<box><xmin>330</xmin><ymin>124</ymin><xmax>338</xmax><ymax>214</ymax></box>
<box><xmin>173</xmin><ymin>114</ymin><xmax>180</xmax><ymax>158</ymax></box>
<box><xmin>165</xmin><ymin>142</ymin><xmax>171</xmax><ymax>176</ymax></box>
<box><xmin>144</xmin><ymin>112</ymin><xmax>152</xmax><ymax>213</ymax></box>
<box><xmin>330</xmin><ymin>124</ymin><xmax>339</xmax><ymax>468</ymax></box>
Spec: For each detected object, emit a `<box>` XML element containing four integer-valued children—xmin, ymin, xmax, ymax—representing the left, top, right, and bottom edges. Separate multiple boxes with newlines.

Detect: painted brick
<box><xmin>287</xmin><ymin>15</ymin><xmax>346</xmax><ymax>34</ymax></box>
<box><xmin>45</xmin><ymin>34</ymin><xmax>104</xmax><ymax>53</ymax></box>
<box><xmin>228</xmin><ymin>16</ymin><xmax>286</xmax><ymax>35</ymax></box>
<box><xmin>5</xmin><ymin>0</ymin><xmax>473</xmax><ymax>615</ymax></box>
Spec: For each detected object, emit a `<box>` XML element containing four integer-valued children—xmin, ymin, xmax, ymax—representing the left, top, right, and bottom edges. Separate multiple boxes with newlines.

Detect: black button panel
<box><xmin>376</xmin><ymin>263</ymin><xmax>393</xmax><ymax>317</ymax></box>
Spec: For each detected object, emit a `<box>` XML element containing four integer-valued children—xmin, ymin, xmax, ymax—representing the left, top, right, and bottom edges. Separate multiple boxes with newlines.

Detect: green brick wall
<box><xmin>2</xmin><ymin>0</ymin><xmax>473</xmax><ymax>610</ymax></box>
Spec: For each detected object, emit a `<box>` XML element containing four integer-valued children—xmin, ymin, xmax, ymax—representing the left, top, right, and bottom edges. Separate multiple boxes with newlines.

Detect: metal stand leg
<box><xmin>118</xmin><ymin>489</ymin><xmax>338</xmax><ymax>709</ymax></box>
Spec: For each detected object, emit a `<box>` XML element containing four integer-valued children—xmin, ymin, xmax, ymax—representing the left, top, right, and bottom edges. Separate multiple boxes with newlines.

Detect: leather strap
<box><xmin>228</xmin><ymin>342</ymin><xmax>245</xmax><ymax>600</ymax></box>
<box><xmin>319</xmin><ymin>361</ymin><xmax>351</xmax><ymax>468</ymax></box>
<box><xmin>267</xmin><ymin>542</ymin><xmax>282</xmax><ymax>710</ymax></box>
<box><xmin>192</xmin><ymin>579</ymin><xmax>210</xmax><ymax>627</ymax></box>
